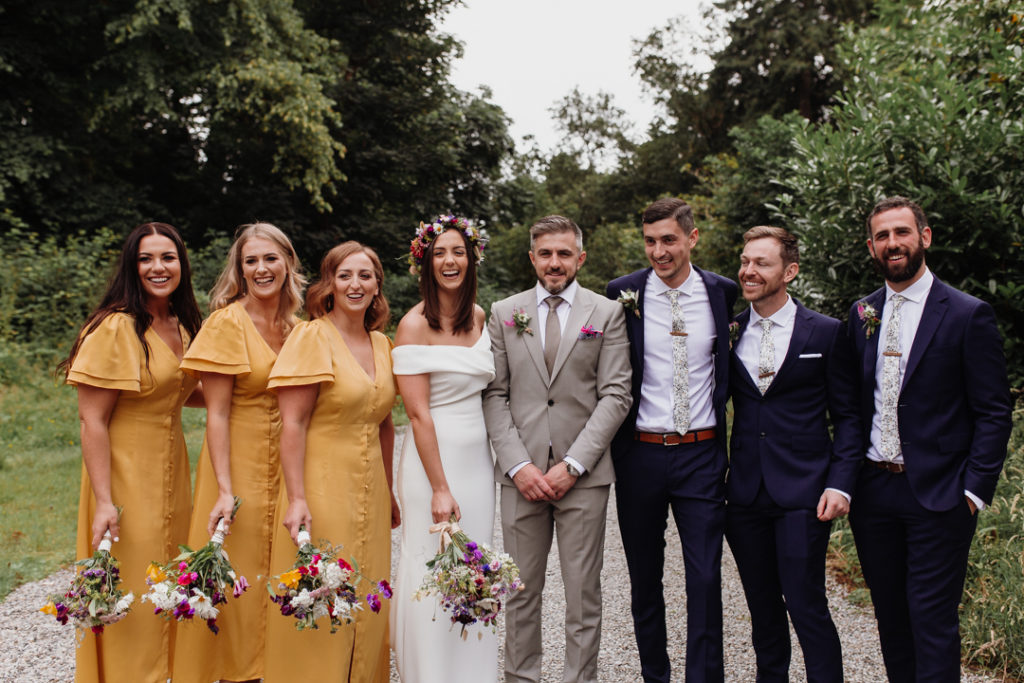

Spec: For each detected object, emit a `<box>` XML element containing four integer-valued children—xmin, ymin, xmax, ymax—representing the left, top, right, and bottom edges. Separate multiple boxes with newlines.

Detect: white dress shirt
<box><xmin>636</xmin><ymin>268</ymin><xmax>717</xmax><ymax>432</ymax></box>
<box><xmin>735</xmin><ymin>296</ymin><xmax>796</xmax><ymax>387</ymax></box>
<box><xmin>866</xmin><ymin>268</ymin><xmax>983</xmax><ymax>509</ymax></box>
<box><xmin>507</xmin><ymin>280</ymin><xmax>586</xmax><ymax>478</ymax></box>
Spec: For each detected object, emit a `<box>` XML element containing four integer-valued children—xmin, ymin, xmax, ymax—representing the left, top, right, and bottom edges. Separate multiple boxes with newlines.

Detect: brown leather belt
<box><xmin>869</xmin><ymin>459</ymin><xmax>907</xmax><ymax>474</ymax></box>
<box><xmin>634</xmin><ymin>429</ymin><xmax>716</xmax><ymax>446</ymax></box>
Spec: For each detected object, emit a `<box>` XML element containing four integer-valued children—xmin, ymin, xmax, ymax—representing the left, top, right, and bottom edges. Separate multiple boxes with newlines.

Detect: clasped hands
<box><xmin>512</xmin><ymin>462</ymin><xmax>576</xmax><ymax>502</ymax></box>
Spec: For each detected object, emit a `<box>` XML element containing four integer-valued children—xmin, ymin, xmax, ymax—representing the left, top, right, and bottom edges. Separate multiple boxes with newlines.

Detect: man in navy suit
<box><xmin>606</xmin><ymin>197</ymin><xmax>737</xmax><ymax>683</ymax></box>
<box><xmin>848</xmin><ymin>196</ymin><xmax>1012</xmax><ymax>682</ymax></box>
<box><xmin>726</xmin><ymin>226</ymin><xmax>861</xmax><ymax>682</ymax></box>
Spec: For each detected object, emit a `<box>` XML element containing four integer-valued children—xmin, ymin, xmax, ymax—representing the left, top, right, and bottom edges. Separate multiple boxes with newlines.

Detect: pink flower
<box><xmin>232</xmin><ymin>576</ymin><xmax>250</xmax><ymax>598</ymax></box>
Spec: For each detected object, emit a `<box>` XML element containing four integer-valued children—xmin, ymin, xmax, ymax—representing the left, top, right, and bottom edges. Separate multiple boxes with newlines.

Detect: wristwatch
<box><xmin>564</xmin><ymin>460</ymin><xmax>581</xmax><ymax>478</ymax></box>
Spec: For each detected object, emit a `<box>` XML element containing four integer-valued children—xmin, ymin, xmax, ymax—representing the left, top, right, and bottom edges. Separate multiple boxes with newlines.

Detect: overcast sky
<box><xmin>439</xmin><ymin>0</ymin><xmax>708</xmax><ymax>154</ymax></box>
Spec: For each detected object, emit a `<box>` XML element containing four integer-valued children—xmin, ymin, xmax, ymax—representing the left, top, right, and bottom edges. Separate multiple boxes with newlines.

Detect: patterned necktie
<box><xmin>544</xmin><ymin>295</ymin><xmax>563</xmax><ymax>375</ymax></box>
<box><xmin>880</xmin><ymin>294</ymin><xmax>906</xmax><ymax>461</ymax></box>
<box><xmin>666</xmin><ymin>290</ymin><xmax>690</xmax><ymax>435</ymax></box>
<box><xmin>757</xmin><ymin>319</ymin><xmax>775</xmax><ymax>395</ymax></box>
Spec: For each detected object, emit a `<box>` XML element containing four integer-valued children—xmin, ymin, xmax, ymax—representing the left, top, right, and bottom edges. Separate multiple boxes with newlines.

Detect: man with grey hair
<box><xmin>484</xmin><ymin>215</ymin><xmax>632</xmax><ymax>683</ymax></box>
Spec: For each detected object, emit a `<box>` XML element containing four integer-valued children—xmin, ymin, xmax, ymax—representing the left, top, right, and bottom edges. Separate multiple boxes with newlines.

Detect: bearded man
<box><xmin>847</xmin><ymin>196</ymin><xmax>1012</xmax><ymax>683</ymax></box>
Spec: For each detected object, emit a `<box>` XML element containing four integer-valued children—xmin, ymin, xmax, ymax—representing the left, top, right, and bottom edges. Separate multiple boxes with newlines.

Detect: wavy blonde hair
<box><xmin>208</xmin><ymin>222</ymin><xmax>306</xmax><ymax>335</ymax></box>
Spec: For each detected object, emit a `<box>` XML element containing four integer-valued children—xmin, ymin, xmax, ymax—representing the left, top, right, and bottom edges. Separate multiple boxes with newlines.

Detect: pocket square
<box><xmin>798</xmin><ymin>352</ymin><xmax>822</xmax><ymax>359</ymax></box>
<box><xmin>578</xmin><ymin>325</ymin><xmax>603</xmax><ymax>340</ymax></box>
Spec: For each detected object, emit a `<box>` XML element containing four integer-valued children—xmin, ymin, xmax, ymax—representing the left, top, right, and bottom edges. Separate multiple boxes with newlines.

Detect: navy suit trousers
<box><xmin>614</xmin><ymin>438</ymin><xmax>725</xmax><ymax>683</ymax></box>
<box><xmin>726</xmin><ymin>485</ymin><xmax>842</xmax><ymax>683</ymax></box>
<box><xmin>850</xmin><ymin>465</ymin><xmax>978</xmax><ymax>683</ymax></box>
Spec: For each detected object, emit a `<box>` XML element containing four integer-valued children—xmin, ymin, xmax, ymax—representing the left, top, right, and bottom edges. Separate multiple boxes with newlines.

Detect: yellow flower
<box><xmin>146</xmin><ymin>563</ymin><xmax>167</xmax><ymax>584</ymax></box>
<box><xmin>279</xmin><ymin>569</ymin><xmax>302</xmax><ymax>589</ymax></box>
<box><xmin>40</xmin><ymin>602</ymin><xmax>58</xmax><ymax>616</ymax></box>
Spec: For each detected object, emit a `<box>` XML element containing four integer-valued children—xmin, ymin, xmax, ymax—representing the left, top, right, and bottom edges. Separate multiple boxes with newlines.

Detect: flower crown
<box><xmin>408</xmin><ymin>215</ymin><xmax>487</xmax><ymax>274</ymax></box>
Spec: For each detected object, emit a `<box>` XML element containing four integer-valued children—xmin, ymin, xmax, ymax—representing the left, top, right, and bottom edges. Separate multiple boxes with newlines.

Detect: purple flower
<box><xmin>367</xmin><ymin>593</ymin><xmax>382</xmax><ymax>613</ymax></box>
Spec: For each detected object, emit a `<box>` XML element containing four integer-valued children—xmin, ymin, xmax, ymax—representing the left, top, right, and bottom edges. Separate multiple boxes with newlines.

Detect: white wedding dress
<box><xmin>391</xmin><ymin>329</ymin><xmax>498</xmax><ymax>683</ymax></box>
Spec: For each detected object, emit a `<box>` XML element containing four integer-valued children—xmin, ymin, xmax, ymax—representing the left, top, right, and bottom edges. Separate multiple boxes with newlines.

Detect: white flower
<box><xmin>312</xmin><ymin>601</ymin><xmax>329</xmax><ymax>620</ymax></box>
<box><xmin>291</xmin><ymin>589</ymin><xmax>313</xmax><ymax>611</ymax></box>
<box><xmin>322</xmin><ymin>561</ymin><xmax>344</xmax><ymax>590</ymax></box>
<box><xmin>114</xmin><ymin>592</ymin><xmax>135</xmax><ymax>613</ymax></box>
<box><xmin>188</xmin><ymin>589</ymin><xmax>220</xmax><ymax>621</ymax></box>
<box><xmin>333</xmin><ymin>596</ymin><xmax>353</xmax><ymax>620</ymax></box>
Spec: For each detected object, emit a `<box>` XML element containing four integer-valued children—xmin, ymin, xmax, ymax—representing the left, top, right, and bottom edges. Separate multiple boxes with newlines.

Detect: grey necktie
<box><xmin>880</xmin><ymin>294</ymin><xmax>906</xmax><ymax>461</ymax></box>
<box><xmin>757</xmin><ymin>318</ymin><xmax>775</xmax><ymax>395</ymax></box>
<box><xmin>544</xmin><ymin>295</ymin><xmax>563</xmax><ymax>375</ymax></box>
<box><xmin>666</xmin><ymin>290</ymin><xmax>690</xmax><ymax>434</ymax></box>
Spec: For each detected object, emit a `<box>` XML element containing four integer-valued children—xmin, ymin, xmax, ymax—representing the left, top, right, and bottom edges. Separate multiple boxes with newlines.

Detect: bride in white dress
<box><xmin>391</xmin><ymin>218</ymin><xmax>498</xmax><ymax>682</ymax></box>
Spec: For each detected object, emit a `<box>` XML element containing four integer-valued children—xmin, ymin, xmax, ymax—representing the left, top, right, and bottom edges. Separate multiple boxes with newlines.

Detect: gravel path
<box><xmin>1</xmin><ymin>429</ymin><xmax>1002</xmax><ymax>682</ymax></box>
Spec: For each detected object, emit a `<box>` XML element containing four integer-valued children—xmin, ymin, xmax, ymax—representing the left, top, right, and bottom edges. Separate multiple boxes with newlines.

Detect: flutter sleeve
<box><xmin>180</xmin><ymin>304</ymin><xmax>250</xmax><ymax>378</ymax></box>
<box><xmin>66</xmin><ymin>313</ymin><xmax>143</xmax><ymax>392</ymax></box>
<box><xmin>268</xmin><ymin>320</ymin><xmax>334</xmax><ymax>389</ymax></box>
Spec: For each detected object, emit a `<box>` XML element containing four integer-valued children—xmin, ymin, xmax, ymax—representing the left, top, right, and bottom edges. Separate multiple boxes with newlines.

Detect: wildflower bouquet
<box><xmin>141</xmin><ymin>497</ymin><xmax>248</xmax><ymax>634</ymax></box>
<box><xmin>41</xmin><ymin>530</ymin><xmax>134</xmax><ymax>640</ymax></box>
<box><xmin>415</xmin><ymin>515</ymin><xmax>524</xmax><ymax>639</ymax></box>
<box><xmin>267</xmin><ymin>526</ymin><xmax>392</xmax><ymax>633</ymax></box>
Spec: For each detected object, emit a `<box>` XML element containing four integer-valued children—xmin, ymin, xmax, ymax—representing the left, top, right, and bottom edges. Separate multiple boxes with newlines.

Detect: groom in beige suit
<box><xmin>483</xmin><ymin>215</ymin><xmax>632</xmax><ymax>683</ymax></box>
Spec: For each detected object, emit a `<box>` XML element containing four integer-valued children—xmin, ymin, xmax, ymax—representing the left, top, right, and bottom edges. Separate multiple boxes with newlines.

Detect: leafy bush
<box><xmin>770</xmin><ymin>0</ymin><xmax>1024</xmax><ymax>387</ymax></box>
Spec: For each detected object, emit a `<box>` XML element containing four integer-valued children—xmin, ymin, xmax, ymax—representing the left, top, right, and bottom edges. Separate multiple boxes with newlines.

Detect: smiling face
<box><xmin>137</xmin><ymin>233</ymin><xmax>182</xmax><ymax>302</ymax></box>
<box><xmin>643</xmin><ymin>217</ymin><xmax>698</xmax><ymax>289</ymax></box>
<box><xmin>867</xmin><ymin>206</ymin><xmax>931</xmax><ymax>290</ymax></box>
<box><xmin>241</xmin><ymin>236</ymin><xmax>287</xmax><ymax>301</ymax></box>
<box><xmin>738</xmin><ymin>236</ymin><xmax>798</xmax><ymax>315</ymax></box>
<box><xmin>430</xmin><ymin>229</ymin><xmax>470</xmax><ymax>292</ymax></box>
<box><xmin>332</xmin><ymin>251</ymin><xmax>379</xmax><ymax>317</ymax></box>
<box><xmin>529</xmin><ymin>230</ymin><xmax>586</xmax><ymax>295</ymax></box>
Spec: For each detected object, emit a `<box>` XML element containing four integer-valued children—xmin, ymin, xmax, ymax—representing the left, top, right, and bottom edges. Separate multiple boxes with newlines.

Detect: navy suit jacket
<box><xmin>606</xmin><ymin>266</ymin><xmax>738</xmax><ymax>456</ymax></box>
<box><xmin>847</xmin><ymin>277</ymin><xmax>1012</xmax><ymax>511</ymax></box>
<box><xmin>728</xmin><ymin>301</ymin><xmax>862</xmax><ymax>509</ymax></box>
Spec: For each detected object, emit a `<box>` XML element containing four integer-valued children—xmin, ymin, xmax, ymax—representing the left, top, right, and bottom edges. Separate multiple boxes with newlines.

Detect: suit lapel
<box><xmin>632</xmin><ymin>269</ymin><xmax>650</xmax><ymax>362</ymax></box>
<box><xmin>551</xmin><ymin>289</ymin><xmax>596</xmax><ymax>382</ymax></box>
<box><xmin>731</xmin><ymin>309</ymin><xmax>759</xmax><ymax>393</ymax></box>
<box><xmin>903</xmin><ymin>279</ymin><xmax>949</xmax><ymax>388</ymax></box>
<box><xmin>515</xmin><ymin>291</ymin><xmax>548</xmax><ymax>382</ymax></box>
<box><xmin>860</xmin><ymin>289</ymin><xmax>885</xmax><ymax>415</ymax></box>
<box><xmin>767</xmin><ymin>303</ymin><xmax>813</xmax><ymax>394</ymax></box>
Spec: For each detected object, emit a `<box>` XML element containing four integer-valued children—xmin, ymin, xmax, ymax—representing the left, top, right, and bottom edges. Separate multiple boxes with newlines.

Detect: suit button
<box><xmin>759</xmin><ymin>432</ymin><xmax>766</xmax><ymax>439</ymax></box>
<box><xmin>547</xmin><ymin>399</ymin><xmax>554</xmax><ymax>406</ymax></box>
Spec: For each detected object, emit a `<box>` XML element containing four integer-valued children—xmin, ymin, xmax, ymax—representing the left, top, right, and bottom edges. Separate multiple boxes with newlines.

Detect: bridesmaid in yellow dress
<box><xmin>264</xmin><ymin>241</ymin><xmax>400</xmax><ymax>683</ymax></box>
<box><xmin>172</xmin><ymin>223</ymin><xmax>306</xmax><ymax>683</ymax></box>
<box><xmin>57</xmin><ymin>222</ymin><xmax>204</xmax><ymax>683</ymax></box>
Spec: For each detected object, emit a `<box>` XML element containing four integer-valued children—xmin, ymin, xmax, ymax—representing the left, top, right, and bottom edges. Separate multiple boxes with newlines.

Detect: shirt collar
<box><xmin>886</xmin><ymin>267</ymin><xmax>933</xmax><ymax>305</ymax></box>
<box><xmin>648</xmin><ymin>265</ymin><xmax>698</xmax><ymax>298</ymax></box>
<box><xmin>749</xmin><ymin>295</ymin><xmax>796</xmax><ymax>329</ymax></box>
<box><xmin>535</xmin><ymin>279</ymin><xmax>579</xmax><ymax>308</ymax></box>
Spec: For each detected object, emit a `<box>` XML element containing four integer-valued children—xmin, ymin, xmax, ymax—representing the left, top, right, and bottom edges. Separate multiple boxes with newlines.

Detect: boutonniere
<box><xmin>728</xmin><ymin>321</ymin><xmax>740</xmax><ymax>348</ymax></box>
<box><xmin>616</xmin><ymin>289</ymin><xmax>641</xmax><ymax>318</ymax></box>
<box><xmin>578</xmin><ymin>324</ymin><xmax>603</xmax><ymax>340</ymax></box>
<box><xmin>504</xmin><ymin>308</ymin><xmax>533</xmax><ymax>336</ymax></box>
<box><xmin>857</xmin><ymin>301</ymin><xmax>880</xmax><ymax>338</ymax></box>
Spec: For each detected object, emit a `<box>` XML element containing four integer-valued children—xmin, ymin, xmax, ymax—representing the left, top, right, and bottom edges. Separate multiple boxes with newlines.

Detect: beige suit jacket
<box><xmin>483</xmin><ymin>285</ymin><xmax>632</xmax><ymax>487</ymax></box>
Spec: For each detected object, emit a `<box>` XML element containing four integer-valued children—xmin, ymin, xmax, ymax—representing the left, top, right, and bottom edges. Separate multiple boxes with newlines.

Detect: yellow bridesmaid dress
<box><xmin>172</xmin><ymin>301</ymin><xmax>281</xmax><ymax>682</ymax></box>
<box><xmin>264</xmin><ymin>318</ymin><xmax>396</xmax><ymax>683</ymax></box>
<box><xmin>67</xmin><ymin>312</ymin><xmax>197</xmax><ymax>683</ymax></box>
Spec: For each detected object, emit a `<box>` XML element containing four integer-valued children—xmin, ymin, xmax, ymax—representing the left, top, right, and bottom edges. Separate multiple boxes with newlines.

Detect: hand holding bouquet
<box><xmin>267</xmin><ymin>526</ymin><xmax>392</xmax><ymax>633</ymax></box>
<box><xmin>141</xmin><ymin>496</ymin><xmax>248</xmax><ymax>634</ymax></box>
<box><xmin>415</xmin><ymin>515</ymin><xmax>524</xmax><ymax>639</ymax></box>
<box><xmin>41</xmin><ymin>529</ymin><xmax>134</xmax><ymax>640</ymax></box>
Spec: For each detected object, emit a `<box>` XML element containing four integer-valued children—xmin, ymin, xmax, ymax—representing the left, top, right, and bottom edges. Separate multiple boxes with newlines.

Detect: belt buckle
<box><xmin>662</xmin><ymin>433</ymin><xmax>675</xmax><ymax>446</ymax></box>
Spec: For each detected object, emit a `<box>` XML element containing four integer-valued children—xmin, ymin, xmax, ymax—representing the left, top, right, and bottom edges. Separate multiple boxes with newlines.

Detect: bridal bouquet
<box><xmin>141</xmin><ymin>497</ymin><xmax>248</xmax><ymax>634</ymax></box>
<box><xmin>415</xmin><ymin>515</ymin><xmax>524</xmax><ymax>639</ymax></box>
<box><xmin>41</xmin><ymin>530</ymin><xmax>134</xmax><ymax>640</ymax></box>
<box><xmin>267</xmin><ymin>526</ymin><xmax>392</xmax><ymax>633</ymax></box>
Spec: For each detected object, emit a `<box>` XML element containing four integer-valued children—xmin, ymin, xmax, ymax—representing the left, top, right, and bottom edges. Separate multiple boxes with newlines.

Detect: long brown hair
<box><xmin>208</xmin><ymin>222</ymin><xmax>306</xmax><ymax>336</ymax></box>
<box><xmin>58</xmin><ymin>222</ymin><xmax>203</xmax><ymax>377</ymax></box>
<box><xmin>305</xmin><ymin>242</ymin><xmax>390</xmax><ymax>332</ymax></box>
<box><xmin>419</xmin><ymin>227</ymin><xmax>477</xmax><ymax>334</ymax></box>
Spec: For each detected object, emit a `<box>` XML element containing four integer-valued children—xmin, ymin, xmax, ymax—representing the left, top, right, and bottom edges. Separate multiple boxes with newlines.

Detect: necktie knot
<box><xmin>545</xmin><ymin>295</ymin><xmax>564</xmax><ymax>311</ymax></box>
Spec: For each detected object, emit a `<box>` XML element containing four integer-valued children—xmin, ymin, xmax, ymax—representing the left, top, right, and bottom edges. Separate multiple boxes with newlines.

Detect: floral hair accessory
<box><xmin>857</xmin><ymin>301</ymin><xmax>880</xmax><ymax>338</ymax></box>
<box><xmin>616</xmin><ymin>289</ymin><xmax>640</xmax><ymax>318</ymax></box>
<box><xmin>504</xmin><ymin>308</ymin><xmax>533</xmax><ymax>336</ymax></box>
<box><xmin>408</xmin><ymin>215</ymin><xmax>487</xmax><ymax>274</ymax></box>
<box><xmin>728</xmin><ymin>321</ymin><xmax>740</xmax><ymax>347</ymax></box>
<box><xmin>578</xmin><ymin>325</ymin><xmax>603</xmax><ymax>340</ymax></box>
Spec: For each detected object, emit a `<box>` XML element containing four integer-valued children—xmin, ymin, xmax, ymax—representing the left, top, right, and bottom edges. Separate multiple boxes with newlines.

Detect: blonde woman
<box><xmin>173</xmin><ymin>223</ymin><xmax>305</xmax><ymax>683</ymax></box>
